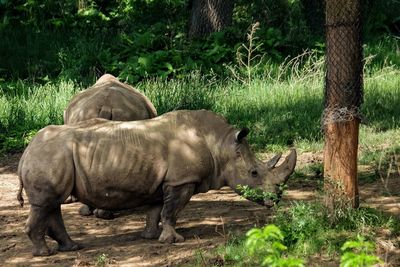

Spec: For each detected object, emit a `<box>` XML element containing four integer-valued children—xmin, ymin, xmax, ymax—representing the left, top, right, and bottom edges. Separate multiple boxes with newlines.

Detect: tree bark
<box><xmin>323</xmin><ymin>0</ymin><xmax>362</xmax><ymax>210</ymax></box>
<box><xmin>188</xmin><ymin>0</ymin><xmax>234</xmax><ymax>38</ymax></box>
<box><xmin>324</xmin><ymin>120</ymin><xmax>360</xmax><ymax>209</ymax></box>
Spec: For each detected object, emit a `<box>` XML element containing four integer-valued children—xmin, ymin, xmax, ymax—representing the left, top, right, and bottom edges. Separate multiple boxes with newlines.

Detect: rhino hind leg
<box><xmin>158</xmin><ymin>183</ymin><xmax>195</xmax><ymax>244</ymax></box>
<box><xmin>46</xmin><ymin>206</ymin><xmax>81</xmax><ymax>252</ymax></box>
<box><xmin>25</xmin><ymin>205</ymin><xmax>56</xmax><ymax>256</ymax></box>
<box><xmin>141</xmin><ymin>205</ymin><xmax>162</xmax><ymax>239</ymax></box>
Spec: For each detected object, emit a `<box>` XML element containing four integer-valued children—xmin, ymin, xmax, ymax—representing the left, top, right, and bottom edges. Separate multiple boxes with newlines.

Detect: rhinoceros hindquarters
<box><xmin>26</xmin><ymin>205</ymin><xmax>81</xmax><ymax>256</ymax></box>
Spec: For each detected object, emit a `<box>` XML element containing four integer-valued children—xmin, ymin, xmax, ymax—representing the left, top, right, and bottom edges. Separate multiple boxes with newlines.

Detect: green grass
<box><xmin>0</xmin><ymin>80</ymin><xmax>79</xmax><ymax>153</ymax></box>
<box><xmin>1</xmin><ymin>64</ymin><xmax>399</xmax><ymax>155</ymax></box>
<box><xmin>0</xmin><ymin>42</ymin><xmax>399</xmax><ymax>155</ymax></box>
<box><xmin>193</xmin><ymin>201</ymin><xmax>399</xmax><ymax>266</ymax></box>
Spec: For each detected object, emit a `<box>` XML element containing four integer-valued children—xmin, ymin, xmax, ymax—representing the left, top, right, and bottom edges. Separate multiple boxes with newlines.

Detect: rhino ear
<box><xmin>235</xmin><ymin>128</ymin><xmax>250</xmax><ymax>143</ymax></box>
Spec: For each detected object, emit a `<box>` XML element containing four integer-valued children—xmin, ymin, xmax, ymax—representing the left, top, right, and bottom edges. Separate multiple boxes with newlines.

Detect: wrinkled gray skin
<box><xmin>64</xmin><ymin>74</ymin><xmax>157</xmax><ymax>219</ymax></box>
<box><xmin>17</xmin><ymin>110</ymin><xmax>296</xmax><ymax>256</ymax></box>
<box><xmin>64</xmin><ymin>74</ymin><xmax>157</xmax><ymax>124</ymax></box>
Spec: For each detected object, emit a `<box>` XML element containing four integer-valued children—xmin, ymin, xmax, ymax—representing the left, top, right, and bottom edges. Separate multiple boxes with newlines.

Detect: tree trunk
<box><xmin>188</xmin><ymin>0</ymin><xmax>234</xmax><ymax>38</ymax></box>
<box><xmin>324</xmin><ymin>121</ymin><xmax>360</xmax><ymax>210</ymax></box>
<box><xmin>323</xmin><ymin>0</ymin><xmax>362</xmax><ymax>211</ymax></box>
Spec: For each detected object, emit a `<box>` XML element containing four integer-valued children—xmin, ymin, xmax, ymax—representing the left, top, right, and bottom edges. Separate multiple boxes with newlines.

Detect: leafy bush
<box><xmin>340</xmin><ymin>235</ymin><xmax>383</xmax><ymax>267</ymax></box>
<box><xmin>245</xmin><ymin>224</ymin><xmax>304</xmax><ymax>267</ymax></box>
<box><xmin>210</xmin><ymin>203</ymin><xmax>392</xmax><ymax>266</ymax></box>
<box><xmin>1</xmin><ymin>0</ymin><xmax>397</xmax><ymax>82</ymax></box>
<box><xmin>236</xmin><ymin>184</ymin><xmax>282</xmax><ymax>204</ymax></box>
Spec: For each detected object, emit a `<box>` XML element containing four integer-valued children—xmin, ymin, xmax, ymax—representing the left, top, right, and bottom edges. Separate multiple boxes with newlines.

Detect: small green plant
<box><xmin>95</xmin><ymin>253</ymin><xmax>108</xmax><ymax>267</ymax></box>
<box><xmin>340</xmin><ymin>235</ymin><xmax>383</xmax><ymax>267</ymax></box>
<box><xmin>245</xmin><ymin>224</ymin><xmax>304</xmax><ymax>267</ymax></box>
<box><xmin>236</xmin><ymin>184</ymin><xmax>279</xmax><ymax>204</ymax></box>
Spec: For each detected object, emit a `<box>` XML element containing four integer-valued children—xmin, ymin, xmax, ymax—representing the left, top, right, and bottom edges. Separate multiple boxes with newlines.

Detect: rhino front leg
<box><xmin>46</xmin><ymin>206</ymin><xmax>81</xmax><ymax>252</ymax></box>
<box><xmin>141</xmin><ymin>205</ymin><xmax>162</xmax><ymax>239</ymax></box>
<box><xmin>159</xmin><ymin>183</ymin><xmax>195</xmax><ymax>244</ymax></box>
<box><xmin>25</xmin><ymin>205</ymin><xmax>55</xmax><ymax>256</ymax></box>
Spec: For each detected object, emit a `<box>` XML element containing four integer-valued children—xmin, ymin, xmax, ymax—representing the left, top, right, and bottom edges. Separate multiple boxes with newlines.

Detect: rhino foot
<box><xmin>78</xmin><ymin>204</ymin><xmax>94</xmax><ymax>216</ymax></box>
<box><xmin>32</xmin><ymin>247</ymin><xmax>57</xmax><ymax>257</ymax></box>
<box><xmin>58</xmin><ymin>242</ymin><xmax>82</xmax><ymax>252</ymax></box>
<box><xmin>94</xmin><ymin>209</ymin><xmax>114</xmax><ymax>220</ymax></box>
<box><xmin>141</xmin><ymin>228</ymin><xmax>161</xmax><ymax>239</ymax></box>
<box><xmin>158</xmin><ymin>225</ymin><xmax>184</xmax><ymax>244</ymax></box>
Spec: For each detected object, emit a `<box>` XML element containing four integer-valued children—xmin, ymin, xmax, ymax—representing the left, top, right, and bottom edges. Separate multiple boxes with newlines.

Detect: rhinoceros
<box><xmin>17</xmin><ymin>109</ymin><xmax>296</xmax><ymax>256</ymax></box>
<box><xmin>64</xmin><ymin>74</ymin><xmax>157</xmax><ymax>219</ymax></box>
<box><xmin>64</xmin><ymin>74</ymin><xmax>157</xmax><ymax>124</ymax></box>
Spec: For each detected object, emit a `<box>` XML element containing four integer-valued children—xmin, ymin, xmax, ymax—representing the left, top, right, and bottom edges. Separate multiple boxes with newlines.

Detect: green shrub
<box><xmin>245</xmin><ymin>224</ymin><xmax>304</xmax><ymax>267</ymax></box>
<box><xmin>273</xmin><ymin>201</ymin><xmax>397</xmax><ymax>257</ymax></box>
<box><xmin>340</xmin><ymin>235</ymin><xmax>383</xmax><ymax>267</ymax></box>
<box><xmin>236</xmin><ymin>184</ymin><xmax>282</xmax><ymax>204</ymax></box>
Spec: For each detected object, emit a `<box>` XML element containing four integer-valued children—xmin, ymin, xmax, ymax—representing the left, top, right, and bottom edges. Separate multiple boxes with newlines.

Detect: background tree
<box><xmin>188</xmin><ymin>0</ymin><xmax>235</xmax><ymax>38</ymax></box>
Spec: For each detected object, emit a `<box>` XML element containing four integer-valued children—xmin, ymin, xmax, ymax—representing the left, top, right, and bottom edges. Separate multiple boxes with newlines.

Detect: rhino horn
<box><xmin>266</xmin><ymin>152</ymin><xmax>282</xmax><ymax>168</ymax></box>
<box><xmin>269</xmin><ymin>149</ymin><xmax>297</xmax><ymax>184</ymax></box>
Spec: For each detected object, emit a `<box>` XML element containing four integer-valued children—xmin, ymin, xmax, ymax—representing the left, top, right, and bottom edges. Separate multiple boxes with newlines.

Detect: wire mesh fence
<box><xmin>322</xmin><ymin>0</ymin><xmax>363</xmax><ymax>127</ymax></box>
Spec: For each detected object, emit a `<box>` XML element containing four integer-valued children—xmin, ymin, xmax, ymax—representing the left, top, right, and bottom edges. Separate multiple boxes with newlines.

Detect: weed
<box><xmin>245</xmin><ymin>224</ymin><xmax>304</xmax><ymax>267</ymax></box>
<box><xmin>236</xmin><ymin>184</ymin><xmax>281</xmax><ymax>204</ymax></box>
<box><xmin>197</xmin><ymin>202</ymin><xmax>394</xmax><ymax>266</ymax></box>
<box><xmin>228</xmin><ymin>22</ymin><xmax>264</xmax><ymax>85</ymax></box>
<box><xmin>340</xmin><ymin>235</ymin><xmax>383</xmax><ymax>267</ymax></box>
<box><xmin>95</xmin><ymin>253</ymin><xmax>108</xmax><ymax>267</ymax></box>
<box><xmin>274</xmin><ymin>201</ymin><xmax>395</xmax><ymax>258</ymax></box>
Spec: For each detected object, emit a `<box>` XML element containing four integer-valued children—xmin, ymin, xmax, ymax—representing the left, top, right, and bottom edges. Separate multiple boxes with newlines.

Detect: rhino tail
<box><xmin>17</xmin><ymin>176</ymin><xmax>24</xmax><ymax>207</ymax></box>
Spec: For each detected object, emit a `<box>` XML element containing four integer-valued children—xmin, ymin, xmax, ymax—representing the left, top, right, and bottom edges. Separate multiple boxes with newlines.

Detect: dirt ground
<box><xmin>0</xmin><ymin>152</ymin><xmax>399</xmax><ymax>266</ymax></box>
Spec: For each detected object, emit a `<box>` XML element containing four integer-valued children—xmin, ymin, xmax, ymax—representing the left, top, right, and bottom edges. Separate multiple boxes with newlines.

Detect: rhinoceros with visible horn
<box><xmin>17</xmin><ymin>109</ymin><xmax>296</xmax><ymax>256</ymax></box>
<box><xmin>64</xmin><ymin>74</ymin><xmax>157</xmax><ymax>219</ymax></box>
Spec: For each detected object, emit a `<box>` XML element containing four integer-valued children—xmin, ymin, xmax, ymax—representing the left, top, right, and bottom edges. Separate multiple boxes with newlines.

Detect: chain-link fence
<box><xmin>322</xmin><ymin>0</ymin><xmax>363</xmax><ymax>127</ymax></box>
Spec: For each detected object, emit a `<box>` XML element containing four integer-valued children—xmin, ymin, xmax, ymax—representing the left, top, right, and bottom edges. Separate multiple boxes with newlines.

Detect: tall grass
<box><xmin>0</xmin><ymin>50</ymin><xmax>399</xmax><ymax>154</ymax></box>
<box><xmin>0</xmin><ymin>80</ymin><xmax>78</xmax><ymax>152</ymax></box>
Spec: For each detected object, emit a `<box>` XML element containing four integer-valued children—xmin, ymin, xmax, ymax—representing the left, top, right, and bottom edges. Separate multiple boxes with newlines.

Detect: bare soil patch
<box><xmin>0</xmin><ymin>152</ymin><xmax>399</xmax><ymax>266</ymax></box>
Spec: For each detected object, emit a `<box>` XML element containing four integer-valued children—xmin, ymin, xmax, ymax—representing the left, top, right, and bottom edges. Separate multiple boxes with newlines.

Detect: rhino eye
<box><xmin>251</xmin><ymin>169</ymin><xmax>258</xmax><ymax>177</ymax></box>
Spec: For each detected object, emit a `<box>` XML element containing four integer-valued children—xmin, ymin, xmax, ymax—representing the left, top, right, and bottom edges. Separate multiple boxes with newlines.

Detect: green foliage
<box><xmin>236</xmin><ymin>184</ymin><xmax>282</xmax><ymax>204</ymax></box>
<box><xmin>138</xmin><ymin>73</ymin><xmax>216</xmax><ymax>114</ymax></box>
<box><xmin>0</xmin><ymin>80</ymin><xmax>78</xmax><ymax>153</ymax></box>
<box><xmin>340</xmin><ymin>235</ymin><xmax>383</xmax><ymax>267</ymax></box>
<box><xmin>245</xmin><ymin>225</ymin><xmax>304</xmax><ymax>267</ymax></box>
<box><xmin>0</xmin><ymin>130</ymin><xmax>37</xmax><ymax>154</ymax></box>
<box><xmin>95</xmin><ymin>253</ymin><xmax>108</xmax><ymax>267</ymax></box>
<box><xmin>0</xmin><ymin>56</ymin><xmax>399</xmax><ymax>155</ymax></box>
<box><xmin>273</xmin><ymin>201</ymin><xmax>397</xmax><ymax>258</ymax></box>
<box><xmin>210</xmin><ymin>202</ymin><xmax>393</xmax><ymax>266</ymax></box>
<box><xmin>1</xmin><ymin>0</ymin><xmax>397</xmax><ymax>82</ymax></box>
